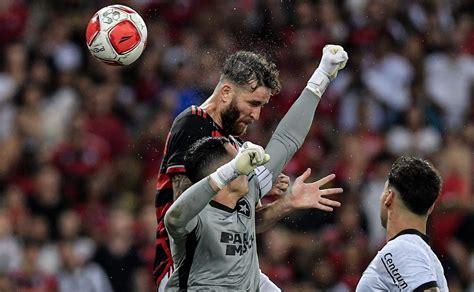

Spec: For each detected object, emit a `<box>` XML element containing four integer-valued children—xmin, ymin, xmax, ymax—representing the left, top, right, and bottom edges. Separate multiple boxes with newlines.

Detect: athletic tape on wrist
<box><xmin>306</xmin><ymin>69</ymin><xmax>330</xmax><ymax>97</ymax></box>
<box><xmin>209</xmin><ymin>164</ymin><xmax>239</xmax><ymax>190</ymax></box>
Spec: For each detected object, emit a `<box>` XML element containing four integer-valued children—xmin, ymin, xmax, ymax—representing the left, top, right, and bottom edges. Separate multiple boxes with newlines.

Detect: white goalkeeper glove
<box><xmin>306</xmin><ymin>44</ymin><xmax>348</xmax><ymax>97</ymax></box>
<box><xmin>209</xmin><ymin>141</ymin><xmax>270</xmax><ymax>190</ymax></box>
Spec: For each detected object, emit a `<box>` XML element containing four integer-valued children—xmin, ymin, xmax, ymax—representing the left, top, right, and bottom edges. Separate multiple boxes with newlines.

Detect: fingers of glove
<box><xmin>323</xmin><ymin>45</ymin><xmax>348</xmax><ymax>65</ymax></box>
<box><xmin>251</xmin><ymin>152</ymin><xmax>269</xmax><ymax>166</ymax></box>
<box><xmin>247</xmin><ymin>151</ymin><xmax>257</xmax><ymax>165</ymax></box>
<box><xmin>331</xmin><ymin>51</ymin><xmax>348</xmax><ymax>66</ymax></box>
<box><xmin>236</xmin><ymin>151</ymin><xmax>267</xmax><ymax>175</ymax></box>
<box><xmin>241</xmin><ymin>141</ymin><xmax>262</xmax><ymax>151</ymax></box>
<box><xmin>245</xmin><ymin>150</ymin><xmax>260</xmax><ymax>165</ymax></box>
<box><xmin>323</xmin><ymin>44</ymin><xmax>343</xmax><ymax>55</ymax></box>
<box><xmin>342</xmin><ymin>51</ymin><xmax>348</xmax><ymax>62</ymax></box>
<box><xmin>254</xmin><ymin>145</ymin><xmax>266</xmax><ymax>163</ymax></box>
<box><xmin>238</xmin><ymin>141</ymin><xmax>268</xmax><ymax>168</ymax></box>
<box><xmin>261</xmin><ymin>153</ymin><xmax>270</xmax><ymax>165</ymax></box>
<box><xmin>243</xmin><ymin>146</ymin><xmax>266</xmax><ymax>164</ymax></box>
<box><xmin>335</xmin><ymin>51</ymin><xmax>348</xmax><ymax>68</ymax></box>
<box><xmin>235</xmin><ymin>152</ymin><xmax>255</xmax><ymax>174</ymax></box>
<box><xmin>241</xmin><ymin>141</ymin><xmax>261</xmax><ymax>153</ymax></box>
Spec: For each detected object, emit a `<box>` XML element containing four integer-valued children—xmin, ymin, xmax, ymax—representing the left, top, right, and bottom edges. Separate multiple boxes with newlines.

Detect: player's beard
<box><xmin>221</xmin><ymin>99</ymin><xmax>246</xmax><ymax>136</ymax></box>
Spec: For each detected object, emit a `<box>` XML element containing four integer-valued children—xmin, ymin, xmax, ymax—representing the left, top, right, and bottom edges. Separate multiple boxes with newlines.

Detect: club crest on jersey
<box><xmin>236</xmin><ymin>198</ymin><xmax>251</xmax><ymax>218</ymax></box>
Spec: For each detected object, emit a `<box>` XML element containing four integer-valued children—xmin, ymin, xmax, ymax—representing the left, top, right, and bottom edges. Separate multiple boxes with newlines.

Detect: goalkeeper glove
<box><xmin>210</xmin><ymin>142</ymin><xmax>270</xmax><ymax>190</ymax></box>
<box><xmin>306</xmin><ymin>44</ymin><xmax>348</xmax><ymax>97</ymax></box>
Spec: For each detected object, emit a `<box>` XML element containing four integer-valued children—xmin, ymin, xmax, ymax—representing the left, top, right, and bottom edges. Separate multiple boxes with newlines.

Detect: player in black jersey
<box><xmin>154</xmin><ymin>51</ymin><xmax>290</xmax><ymax>291</ymax></box>
<box><xmin>153</xmin><ymin>105</ymin><xmax>232</xmax><ymax>287</ymax></box>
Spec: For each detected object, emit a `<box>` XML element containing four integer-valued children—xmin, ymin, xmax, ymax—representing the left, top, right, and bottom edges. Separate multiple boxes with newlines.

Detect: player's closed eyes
<box><xmin>248</xmin><ymin>101</ymin><xmax>263</xmax><ymax>107</ymax></box>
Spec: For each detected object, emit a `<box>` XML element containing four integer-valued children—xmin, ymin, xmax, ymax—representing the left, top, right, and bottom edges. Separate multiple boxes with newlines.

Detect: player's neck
<box><xmin>214</xmin><ymin>191</ymin><xmax>243</xmax><ymax>209</ymax></box>
<box><xmin>386</xmin><ymin>211</ymin><xmax>428</xmax><ymax>241</ymax></box>
<box><xmin>201</xmin><ymin>95</ymin><xmax>224</xmax><ymax>128</ymax></box>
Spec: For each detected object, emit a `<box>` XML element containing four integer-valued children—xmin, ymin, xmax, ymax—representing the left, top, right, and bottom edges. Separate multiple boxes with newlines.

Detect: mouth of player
<box><xmin>238</xmin><ymin>122</ymin><xmax>249</xmax><ymax>130</ymax></box>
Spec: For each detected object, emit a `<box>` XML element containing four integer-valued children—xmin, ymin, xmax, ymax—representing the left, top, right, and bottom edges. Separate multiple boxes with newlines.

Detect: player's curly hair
<box><xmin>221</xmin><ymin>51</ymin><xmax>281</xmax><ymax>95</ymax></box>
<box><xmin>388</xmin><ymin>156</ymin><xmax>441</xmax><ymax>215</ymax></box>
<box><xmin>185</xmin><ymin>137</ymin><xmax>231</xmax><ymax>183</ymax></box>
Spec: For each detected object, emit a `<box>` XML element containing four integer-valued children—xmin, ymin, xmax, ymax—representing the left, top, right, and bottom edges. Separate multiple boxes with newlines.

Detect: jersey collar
<box><xmin>209</xmin><ymin>200</ymin><xmax>235</xmax><ymax>213</ymax></box>
<box><xmin>202</xmin><ymin>107</ymin><xmax>226</xmax><ymax>135</ymax></box>
<box><xmin>389</xmin><ymin>229</ymin><xmax>430</xmax><ymax>245</ymax></box>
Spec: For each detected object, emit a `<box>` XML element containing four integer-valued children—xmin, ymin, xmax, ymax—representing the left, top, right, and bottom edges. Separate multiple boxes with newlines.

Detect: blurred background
<box><xmin>0</xmin><ymin>0</ymin><xmax>472</xmax><ymax>291</ymax></box>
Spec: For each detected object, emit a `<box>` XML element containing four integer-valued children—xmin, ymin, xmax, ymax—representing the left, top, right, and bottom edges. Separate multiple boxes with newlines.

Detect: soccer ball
<box><xmin>86</xmin><ymin>5</ymin><xmax>147</xmax><ymax>66</ymax></box>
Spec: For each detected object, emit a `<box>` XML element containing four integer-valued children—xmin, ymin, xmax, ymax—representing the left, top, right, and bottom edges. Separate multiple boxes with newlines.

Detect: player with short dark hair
<box><xmin>357</xmin><ymin>156</ymin><xmax>448</xmax><ymax>291</ymax></box>
<box><xmin>184</xmin><ymin>136</ymin><xmax>231</xmax><ymax>184</ymax></box>
<box><xmin>387</xmin><ymin>157</ymin><xmax>441</xmax><ymax>216</ymax></box>
<box><xmin>164</xmin><ymin>45</ymin><xmax>348</xmax><ymax>291</ymax></box>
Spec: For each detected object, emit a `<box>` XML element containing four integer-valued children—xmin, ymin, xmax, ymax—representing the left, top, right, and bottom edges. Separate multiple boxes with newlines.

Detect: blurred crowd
<box><xmin>0</xmin><ymin>0</ymin><xmax>472</xmax><ymax>291</ymax></box>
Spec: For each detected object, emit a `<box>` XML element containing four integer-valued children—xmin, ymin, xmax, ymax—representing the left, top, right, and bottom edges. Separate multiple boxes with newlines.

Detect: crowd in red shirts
<box><xmin>0</xmin><ymin>0</ymin><xmax>472</xmax><ymax>291</ymax></box>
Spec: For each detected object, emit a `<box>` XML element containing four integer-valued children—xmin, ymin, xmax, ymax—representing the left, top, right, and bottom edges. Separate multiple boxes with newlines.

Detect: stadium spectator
<box><xmin>57</xmin><ymin>239</ymin><xmax>113</xmax><ymax>292</ymax></box>
<box><xmin>0</xmin><ymin>0</ymin><xmax>471</xmax><ymax>290</ymax></box>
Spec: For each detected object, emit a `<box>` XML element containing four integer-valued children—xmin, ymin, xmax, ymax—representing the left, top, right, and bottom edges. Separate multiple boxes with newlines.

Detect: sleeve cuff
<box><xmin>414</xmin><ymin>281</ymin><xmax>438</xmax><ymax>292</ymax></box>
<box><xmin>166</xmin><ymin>165</ymin><xmax>186</xmax><ymax>174</ymax></box>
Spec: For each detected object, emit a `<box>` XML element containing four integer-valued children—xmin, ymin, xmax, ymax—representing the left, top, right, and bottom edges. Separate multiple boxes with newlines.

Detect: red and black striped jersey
<box><xmin>153</xmin><ymin>105</ymin><xmax>226</xmax><ymax>284</ymax></box>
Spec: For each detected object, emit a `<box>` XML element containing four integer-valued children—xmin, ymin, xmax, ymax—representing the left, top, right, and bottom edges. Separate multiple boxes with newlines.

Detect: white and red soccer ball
<box><xmin>86</xmin><ymin>5</ymin><xmax>147</xmax><ymax>66</ymax></box>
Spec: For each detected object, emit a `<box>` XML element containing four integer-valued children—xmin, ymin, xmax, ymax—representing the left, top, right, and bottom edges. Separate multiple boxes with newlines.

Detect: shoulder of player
<box><xmin>381</xmin><ymin>234</ymin><xmax>429</xmax><ymax>260</ymax></box>
<box><xmin>175</xmin><ymin>105</ymin><xmax>210</xmax><ymax>123</ymax></box>
<box><xmin>171</xmin><ymin>106</ymin><xmax>221</xmax><ymax>138</ymax></box>
<box><xmin>170</xmin><ymin>106</ymin><xmax>212</xmax><ymax>133</ymax></box>
<box><xmin>377</xmin><ymin>234</ymin><xmax>441</xmax><ymax>291</ymax></box>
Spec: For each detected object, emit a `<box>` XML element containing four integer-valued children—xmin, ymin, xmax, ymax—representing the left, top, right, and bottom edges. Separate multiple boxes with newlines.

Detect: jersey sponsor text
<box><xmin>382</xmin><ymin>253</ymin><xmax>408</xmax><ymax>289</ymax></box>
<box><xmin>220</xmin><ymin>231</ymin><xmax>255</xmax><ymax>256</ymax></box>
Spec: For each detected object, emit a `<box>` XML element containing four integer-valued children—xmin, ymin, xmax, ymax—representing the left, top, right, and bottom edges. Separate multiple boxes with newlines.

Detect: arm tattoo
<box><xmin>172</xmin><ymin>174</ymin><xmax>193</xmax><ymax>200</ymax></box>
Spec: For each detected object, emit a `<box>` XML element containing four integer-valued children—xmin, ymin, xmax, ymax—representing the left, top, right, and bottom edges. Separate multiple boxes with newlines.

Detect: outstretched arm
<box><xmin>256</xmin><ymin>169</ymin><xmax>342</xmax><ymax>233</ymax></box>
<box><xmin>264</xmin><ymin>45</ymin><xmax>348</xmax><ymax>180</ymax></box>
<box><xmin>255</xmin><ymin>45</ymin><xmax>348</xmax><ymax>232</ymax></box>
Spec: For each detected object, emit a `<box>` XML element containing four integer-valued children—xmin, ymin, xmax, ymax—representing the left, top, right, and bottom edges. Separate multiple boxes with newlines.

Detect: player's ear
<box><xmin>384</xmin><ymin>189</ymin><xmax>395</xmax><ymax>208</ymax></box>
<box><xmin>220</xmin><ymin>83</ymin><xmax>233</xmax><ymax>104</ymax></box>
